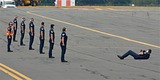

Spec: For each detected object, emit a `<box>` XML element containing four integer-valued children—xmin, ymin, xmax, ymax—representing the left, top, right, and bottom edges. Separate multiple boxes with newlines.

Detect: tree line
<box><xmin>75</xmin><ymin>0</ymin><xmax>160</xmax><ymax>6</ymax></box>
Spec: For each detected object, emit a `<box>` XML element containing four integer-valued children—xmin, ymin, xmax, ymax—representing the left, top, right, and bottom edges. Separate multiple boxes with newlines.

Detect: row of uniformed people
<box><xmin>6</xmin><ymin>16</ymin><xmax>68</xmax><ymax>62</ymax></box>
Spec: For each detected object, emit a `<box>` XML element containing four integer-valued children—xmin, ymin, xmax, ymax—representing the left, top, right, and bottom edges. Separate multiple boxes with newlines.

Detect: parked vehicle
<box><xmin>19</xmin><ymin>0</ymin><xmax>38</xmax><ymax>6</ymax></box>
<box><xmin>0</xmin><ymin>0</ymin><xmax>16</xmax><ymax>8</ymax></box>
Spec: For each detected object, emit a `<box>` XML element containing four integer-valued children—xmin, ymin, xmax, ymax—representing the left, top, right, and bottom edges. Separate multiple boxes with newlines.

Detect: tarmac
<box><xmin>0</xmin><ymin>7</ymin><xmax>160</xmax><ymax>80</ymax></box>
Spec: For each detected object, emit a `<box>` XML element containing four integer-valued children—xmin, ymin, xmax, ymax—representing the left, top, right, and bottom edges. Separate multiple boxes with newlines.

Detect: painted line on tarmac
<box><xmin>95</xmin><ymin>8</ymin><xmax>103</xmax><ymax>10</ymax></box>
<box><xmin>0</xmin><ymin>67</ymin><xmax>23</xmax><ymax>80</ymax></box>
<box><xmin>26</xmin><ymin>11</ymin><xmax>160</xmax><ymax>49</ymax></box>
<box><xmin>95</xmin><ymin>8</ymin><xmax>115</xmax><ymax>10</ymax></box>
<box><xmin>107</xmin><ymin>8</ymin><xmax>115</xmax><ymax>10</ymax></box>
<box><xmin>0</xmin><ymin>63</ymin><xmax>32</xmax><ymax>80</ymax></box>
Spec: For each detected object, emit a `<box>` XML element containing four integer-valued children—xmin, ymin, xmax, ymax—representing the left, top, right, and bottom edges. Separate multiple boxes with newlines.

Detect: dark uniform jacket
<box><xmin>60</xmin><ymin>32</ymin><xmax>68</xmax><ymax>46</ymax></box>
<box><xmin>40</xmin><ymin>26</ymin><xmax>45</xmax><ymax>40</ymax></box>
<box><xmin>20</xmin><ymin>21</ymin><xmax>25</xmax><ymax>33</ymax></box>
<box><xmin>138</xmin><ymin>52</ymin><xmax>150</xmax><ymax>59</ymax></box>
<box><xmin>29</xmin><ymin>21</ymin><xmax>34</xmax><ymax>35</ymax></box>
<box><xmin>49</xmin><ymin>29</ymin><xmax>54</xmax><ymax>43</ymax></box>
<box><xmin>13</xmin><ymin>18</ymin><xmax>17</xmax><ymax>30</ymax></box>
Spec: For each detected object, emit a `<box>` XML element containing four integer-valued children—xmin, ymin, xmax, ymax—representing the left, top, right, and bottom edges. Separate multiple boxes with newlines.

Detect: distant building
<box><xmin>55</xmin><ymin>0</ymin><xmax>75</xmax><ymax>7</ymax></box>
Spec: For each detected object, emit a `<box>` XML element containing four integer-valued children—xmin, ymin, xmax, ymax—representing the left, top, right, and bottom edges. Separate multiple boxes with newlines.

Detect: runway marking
<box><xmin>107</xmin><ymin>8</ymin><xmax>115</xmax><ymax>10</ymax></box>
<box><xmin>95</xmin><ymin>8</ymin><xmax>102</xmax><ymax>10</ymax></box>
<box><xmin>0</xmin><ymin>63</ymin><xmax>32</xmax><ymax>80</ymax></box>
<box><xmin>95</xmin><ymin>8</ymin><xmax>115</xmax><ymax>11</ymax></box>
<box><xmin>0</xmin><ymin>67</ymin><xmax>23</xmax><ymax>80</ymax></box>
<box><xmin>26</xmin><ymin>11</ymin><xmax>160</xmax><ymax>49</ymax></box>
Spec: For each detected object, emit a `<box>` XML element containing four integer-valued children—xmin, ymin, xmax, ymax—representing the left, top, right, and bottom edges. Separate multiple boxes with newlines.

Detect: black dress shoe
<box><xmin>40</xmin><ymin>52</ymin><xmax>45</xmax><ymax>54</ymax></box>
<box><xmin>13</xmin><ymin>40</ymin><xmax>18</xmax><ymax>42</ymax></box>
<box><xmin>49</xmin><ymin>56</ymin><xmax>55</xmax><ymax>58</ymax></box>
<box><xmin>61</xmin><ymin>60</ymin><xmax>68</xmax><ymax>62</ymax></box>
<box><xmin>29</xmin><ymin>48</ymin><xmax>35</xmax><ymax>50</ymax></box>
<box><xmin>8</xmin><ymin>50</ymin><xmax>13</xmax><ymax>52</ymax></box>
<box><xmin>20</xmin><ymin>44</ymin><xmax>25</xmax><ymax>46</ymax></box>
<box><xmin>117</xmin><ymin>55</ymin><xmax>124</xmax><ymax>60</ymax></box>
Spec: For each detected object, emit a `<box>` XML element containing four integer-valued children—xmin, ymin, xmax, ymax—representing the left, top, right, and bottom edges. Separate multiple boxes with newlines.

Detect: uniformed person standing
<box><xmin>60</xmin><ymin>27</ymin><xmax>68</xmax><ymax>62</ymax></box>
<box><xmin>13</xmin><ymin>16</ymin><xmax>18</xmax><ymax>42</ymax></box>
<box><xmin>20</xmin><ymin>17</ymin><xmax>26</xmax><ymax>46</ymax></box>
<box><xmin>48</xmin><ymin>24</ymin><xmax>55</xmax><ymax>58</ymax></box>
<box><xmin>30</xmin><ymin>0</ymin><xmax>33</xmax><ymax>6</ymax></box>
<box><xmin>39</xmin><ymin>22</ymin><xmax>45</xmax><ymax>54</ymax></box>
<box><xmin>6</xmin><ymin>22</ymin><xmax>14</xmax><ymax>52</ymax></box>
<box><xmin>29</xmin><ymin>18</ymin><xmax>35</xmax><ymax>50</ymax></box>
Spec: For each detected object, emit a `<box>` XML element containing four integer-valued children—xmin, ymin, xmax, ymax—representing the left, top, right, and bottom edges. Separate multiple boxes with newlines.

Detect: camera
<box><xmin>140</xmin><ymin>50</ymin><xmax>146</xmax><ymax>53</ymax></box>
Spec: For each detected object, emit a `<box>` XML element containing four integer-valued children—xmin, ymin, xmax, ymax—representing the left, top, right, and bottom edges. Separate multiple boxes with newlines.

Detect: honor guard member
<box><xmin>20</xmin><ymin>17</ymin><xmax>26</xmax><ymax>46</ymax></box>
<box><xmin>60</xmin><ymin>27</ymin><xmax>68</xmax><ymax>62</ymax></box>
<box><xmin>6</xmin><ymin>22</ymin><xmax>14</xmax><ymax>52</ymax></box>
<box><xmin>48</xmin><ymin>24</ymin><xmax>55</xmax><ymax>58</ymax></box>
<box><xmin>13</xmin><ymin>16</ymin><xmax>18</xmax><ymax>42</ymax></box>
<box><xmin>30</xmin><ymin>0</ymin><xmax>34</xmax><ymax>6</ymax></box>
<box><xmin>29</xmin><ymin>18</ymin><xmax>35</xmax><ymax>50</ymax></box>
<box><xmin>39</xmin><ymin>22</ymin><xmax>45</xmax><ymax>54</ymax></box>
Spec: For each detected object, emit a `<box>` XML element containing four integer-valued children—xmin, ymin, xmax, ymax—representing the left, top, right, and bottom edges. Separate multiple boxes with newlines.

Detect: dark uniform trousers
<box><xmin>7</xmin><ymin>36</ymin><xmax>12</xmax><ymax>51</ymax></box>
<box><xmin>49</xmin><ymin>42</ymin><xmax>54</xmax><ymax>57</ymax></box>
<box><xmin>29</xmin><ymin>33</ymin><xmax>34</xmax><ymax>49</ymax></box>
<box><xmin>39</xmin><ymin>39</ymin><xmax>44</xmax><ymax>53</ymax></box>
<box><xmin>30</xmin><ymin>0</ymin><xmax>34</xmax><ymax>6</ymax></box>
<box><xmin>121</xmin><ymin>50</ymin><xmax>150</xmax><ymax>59</ymax></box>
<box><xmin>13</xmin><ymin>29</ymin><xmax>17</xmax><ymax>41</ymax></box>
<box><xmin>61</xmin><ymin>45</ymin><xmax>66</xmax><ymax>61</ymax></box>
<box><xmin>20</xmin><ymin>33</ymin><xmax>24</xmax><ymax>45</ymax></box>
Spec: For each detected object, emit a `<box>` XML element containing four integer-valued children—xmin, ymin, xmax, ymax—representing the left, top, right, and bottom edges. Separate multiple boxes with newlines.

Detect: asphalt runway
<box><xmin>0</xmin><ymin>7</ymin><xmax>160</xmax><ymax>80</ymax></box>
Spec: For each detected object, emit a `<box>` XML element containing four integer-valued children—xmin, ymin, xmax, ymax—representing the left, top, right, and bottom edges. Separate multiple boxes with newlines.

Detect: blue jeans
<box><xmin>13</xmin><ymin>30</ymin><xmax>17</xmax><ymax>41</ymax></box>
<box><xmin>39</xmin><ymin>39</ymin><xmax>44</xmax><ymax>53</ymax></box>
<box><xmin>122</xmin><ymin>50</ymin><xmax>139</xmax><ymax>59</ymax></box>
<box><xmin>60</xmin><ymin>45</ymin><xmax>66</xmax><ymax>61</ymax></box>
<box><xmin>29</xmin><ymin>34</ymin><xmax>34</xmax><ymax>49</ymax></box>
<box><xmin>49</xmin><ymin>42</ymin><xmax>54</xmax><ymax>57</ymax></box>
<box><xmin>7</xmin><ymin>37</ymin><xmax>12</xmax><ymax>51</ymax></box>
<box><xmin>20</xmin><ymin>33</ymin><xmax>24</xmax><ymax>45</ymax></box>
